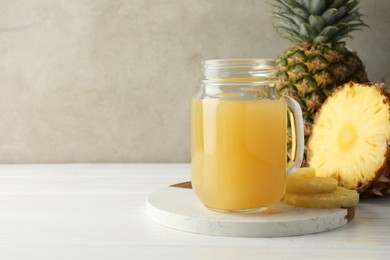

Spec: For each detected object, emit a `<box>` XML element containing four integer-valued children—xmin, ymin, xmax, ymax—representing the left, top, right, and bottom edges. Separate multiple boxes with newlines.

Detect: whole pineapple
<box><xmin>272</xmin><ymin>0</ymin><xmax>369</xmax><ymax>159</ymax></box>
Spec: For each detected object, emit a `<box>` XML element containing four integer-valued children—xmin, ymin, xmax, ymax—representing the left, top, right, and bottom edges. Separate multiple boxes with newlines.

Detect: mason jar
<box><xmin>191</xmin><ymin>59</ymin><xmax>304</xmax><ymax>212</ymax></box>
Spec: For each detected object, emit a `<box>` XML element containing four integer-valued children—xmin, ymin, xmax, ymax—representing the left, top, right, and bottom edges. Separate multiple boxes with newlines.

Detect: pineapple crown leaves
<box><xmin>271</xmin><ymin>0</ymin><xmax>368</xmax><ymax>45</ymax></box>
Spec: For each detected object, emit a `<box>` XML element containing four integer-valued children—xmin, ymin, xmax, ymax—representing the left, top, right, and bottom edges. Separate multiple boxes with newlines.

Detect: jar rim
<box><xmin>202</xmin><ymin>58</ymin><xmax>277</xmax><ymax>82</ymax></box>
<box><xmin>203</xmin><ymin>58</ymin><xmax>276</xmax><ymax>67</ymax></box>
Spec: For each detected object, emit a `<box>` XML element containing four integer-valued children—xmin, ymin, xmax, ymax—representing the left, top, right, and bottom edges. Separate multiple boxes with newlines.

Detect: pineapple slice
<box><xmin>283</xmin><ymin>167</ymin><xmax>360</xmax><ymax>208</ymax></box>
<box><xmin>286</xmin><ymin>176</ymin><xmax>338</xmax><ymax>194</ymax></box>
<box><xmin>288</xmin><ymin>167</ymin><xmax>337</xmax><ymax>194</ymax></box>
<box><xmin>308</xmin><ymin>83</ymin><xmax>390</xmax><ymax>197</ymax></box>
<box><xmin>289</xmin><ymin>167</ymin><xmax>316</xmax><ymax>179</ymax></box>
<box><xmin>283</xmin><ymin>187</ymin><xmax>359</xmax><ymax>208</ymax></box>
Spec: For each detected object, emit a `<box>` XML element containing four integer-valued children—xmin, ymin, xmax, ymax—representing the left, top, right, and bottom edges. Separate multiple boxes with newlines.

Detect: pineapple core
<box><xmin>338</xmin><ymin>124</ymin><xmax>357</xmax><ymax>151</ymax></box>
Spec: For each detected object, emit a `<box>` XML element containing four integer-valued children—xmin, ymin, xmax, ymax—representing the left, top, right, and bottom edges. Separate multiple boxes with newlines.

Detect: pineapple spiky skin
<box><xmin>362</xmin><ymin>148</ymin><xmax>390</xmax><ymax>197</ymax></box>
<box><xmin>277</xmin><ymin>43</ymin><xmax>368</xmax><ymax>156</ymax></box>
<box><xmin>308</xmin><ymin>82</ymin><xmax>390</xmax><ymax>198</ymax></box>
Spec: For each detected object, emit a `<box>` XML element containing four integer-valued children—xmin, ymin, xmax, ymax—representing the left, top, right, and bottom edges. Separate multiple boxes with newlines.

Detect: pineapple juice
<box><xmin>191</xmin><ymin>98</ymin><xmax>287</xmax><ymax>211</ymax></box>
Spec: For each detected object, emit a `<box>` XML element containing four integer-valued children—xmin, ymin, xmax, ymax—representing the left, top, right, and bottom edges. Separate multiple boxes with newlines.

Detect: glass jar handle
<box><xmin>283</xmin><ymin>96</ymin><xmax>304</xmax><ymax>176</ymax></box>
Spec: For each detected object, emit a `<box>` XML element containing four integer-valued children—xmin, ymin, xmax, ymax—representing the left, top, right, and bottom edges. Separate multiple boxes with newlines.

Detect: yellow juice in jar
<box><xmin>191</xmin><ymin>98</ymin><xmax>287</xmax><ymax>211</ymax></box>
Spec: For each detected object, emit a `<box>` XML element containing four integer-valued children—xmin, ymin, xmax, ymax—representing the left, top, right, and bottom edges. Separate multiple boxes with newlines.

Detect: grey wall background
<box><xmin>0</xmin><ymin>0</ymin><xmax>388</xmax><ymax>163</ymax></box>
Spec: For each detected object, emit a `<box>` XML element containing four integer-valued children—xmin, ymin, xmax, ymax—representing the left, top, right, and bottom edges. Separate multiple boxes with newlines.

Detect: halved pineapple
<box><xmin>308</xmin><ymin>83</ymin><xmax>390</xmax><ymax>197</ymax></box>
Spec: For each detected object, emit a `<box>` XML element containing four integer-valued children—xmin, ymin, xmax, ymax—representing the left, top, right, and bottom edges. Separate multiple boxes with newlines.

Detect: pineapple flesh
<box><xmin>286</xmin><ymin>176</ymin><xmax>338</xmax><ymax>194</ymax></box>
<box><xmin>308</xmin><ymin>83</ymin><xmax>390</xmax><ymax>197</ymax></box>
<box><xmin>283</xmin><ymin>187</ymin><xmax>359</xmax><ymax>208</ymax></box>
<box><xmin>283</xmin><ymin>167</ymin><xmax>359</xmax><ymax>208</ymax></box>
<box><xmin>271</xmin><ymin>0</ymin><xmax>369</xmax><ymax>161</ymax></box>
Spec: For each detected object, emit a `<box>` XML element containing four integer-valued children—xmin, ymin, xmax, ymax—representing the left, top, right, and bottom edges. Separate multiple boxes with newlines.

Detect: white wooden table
<box><xmin>0</xmin><ymin>164</ymin><xmax>389</xmax><ymax>260</ymax></box>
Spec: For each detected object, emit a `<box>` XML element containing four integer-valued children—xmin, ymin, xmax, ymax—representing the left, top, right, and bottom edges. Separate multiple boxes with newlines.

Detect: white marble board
<box><xmin>146</xmin><ymin>182</ymin><xmax>354</xmax><ymax>237</ymax></box>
